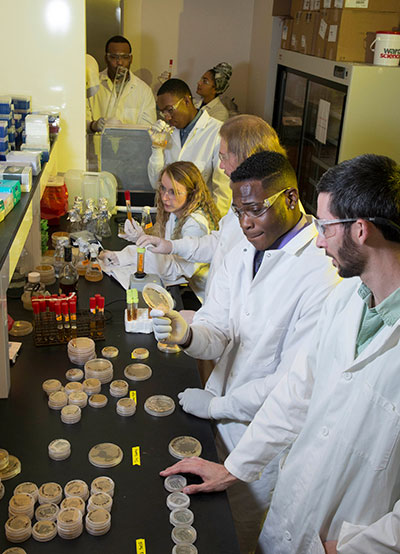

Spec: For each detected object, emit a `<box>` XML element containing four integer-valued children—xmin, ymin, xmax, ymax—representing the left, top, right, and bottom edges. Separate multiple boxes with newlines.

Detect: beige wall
<box><xmin>123</xmin><ymin>0</ymin><xmax>260</xmax><ymax>114</ymax></box>
<box><xmin>0</xmin><ymin>0</ymin><xmax>86</xmax><ymax>171</ymax></box>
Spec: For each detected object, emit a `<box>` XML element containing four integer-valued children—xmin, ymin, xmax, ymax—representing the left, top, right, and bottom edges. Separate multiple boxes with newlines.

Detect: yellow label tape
<box><xmin>136</xmin><ymin>538</ymin><xmax>146</xmax><ymax>553</ymax></box>
<box><xmin>130</xmin><ymin>390</ymin><xmax>137</xmax><ymax>404</ymax></box>
<box><xmin>132</xmin><ymin>446</ymin><xmax>141</xmax><ymax>466</ymax></box>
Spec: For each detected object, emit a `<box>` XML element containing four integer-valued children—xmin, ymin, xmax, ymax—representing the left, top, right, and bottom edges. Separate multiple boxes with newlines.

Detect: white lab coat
<box><xmin>171</xmin><ymin>208</ymin><xmax>243</xmax><ymax>298</ymax></box>
<box><xmin>195</xmin><ymin>96</ymin><xmax>230</xmax><ymax>122</ymax></box>
<box><xmin>147</xmin><ymin>110</ymin><xmax>232</xmax><ymax>217</ymax></box>
<box><xmin>184</xmin><ymin>217</ymin><xmax>340</xmax><ymax>552</ymax></box>
<box><xmin>115</xmin><ymin>210</ymin><xmax>210</xmax><ymax>303</ymax></box>
<box><xmin>88</xmin><ymin>69</ymin><xmax>156</xmax><ymax>126</ymax></box>
<box><xmin>225</xmin><ymin>277</ymin><xmax>400</xmax><ymax>554</ymax></box>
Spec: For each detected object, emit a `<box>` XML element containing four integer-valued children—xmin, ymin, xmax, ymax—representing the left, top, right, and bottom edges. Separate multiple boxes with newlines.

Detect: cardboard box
<box><xmin>322</xmin><ymin>0</ymin><xmax>400</xmax><ymax>11</ymax></box>
<box><xmin>313</xmin><ymin>9</ymin><xmax>329</xmax><ymax>57</ymax></box>
<box><xmin>281</xmin><ymin>18</ymin><xmax>294</xmax><ymax>49</ymax></box>
<box><xmin>273</xmin><ymin>0</ymin><xmax>292</xmax><ymax>16</ymax></box>
<box><xmin>291</xmin><ymin>0</ymin><xmax>309</xmax><ymax>17</ymax></box>
<box><xmin>325</xmin><ymin>9</ymin><xmax>400</xmax><ymax>61</ymax></box>
<box><xmin>290</xmin><ymin>11</ymin><xmax>303</xmax><ymax>51</ymax></box>
<box><xmin>299</xmin><ymin>11</ymin><xmax>321</xmax><ymax>54</ymax></box>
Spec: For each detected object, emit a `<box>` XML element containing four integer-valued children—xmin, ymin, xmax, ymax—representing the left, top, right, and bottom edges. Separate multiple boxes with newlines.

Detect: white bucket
<box><xmin>370</xmin><ymin>31</ymin><xmax>400</xmax><ymax>66</ymax></box>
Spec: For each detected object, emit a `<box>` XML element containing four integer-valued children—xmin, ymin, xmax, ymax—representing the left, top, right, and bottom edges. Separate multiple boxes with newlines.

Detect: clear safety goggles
<box><xmin>315</xmin><ymin>216</ymin><xmax>400</xmax><ymax>239</ymax></box>
<box><xmin>231</xmin><ymin>189</ymin><xmax>288</xmax><ymax>219</ymax></box>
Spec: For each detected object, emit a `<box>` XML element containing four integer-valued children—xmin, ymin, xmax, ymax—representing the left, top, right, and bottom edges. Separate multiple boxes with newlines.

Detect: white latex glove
<box><xmin>157</xmin><ymin>70</ymin><xmax>170</xmax><ymax>85</ymax></box>
<box><xmin>151</xmin><ymin>309</ymin><xmax>189</xmax><ymax>344</ymax></box>
<box><xmin>91</xmin><ymin>117</ymin><xmax>105</xmax><ymax>132</ymax></box>
<box><xmin>150</xmin><ymin>119</ymin><xmax>171</xmax><ymax>133</ymax></box>
<box><xmin>148</xmin><ymin>119</ymin><xmax>173</xmax><ymax>148</ymax></box>
<box><xmin>98</xmin><ymin>250</ymin><xmax>119</xmax><ymax>265</ymax></box>
<box><xmin>124</xmin><ymin>218</ymin><xmax>144</xmax><ymax>243</ymax></box>
<box><xmin>136</xmin><ymin>234</ymin><xmax>172</xmax><ymax>254</ymax></box>
<box><xmin>178</xmin><ymin>388</ymin><xmax>215</xmax><ymax>419</ymax></box>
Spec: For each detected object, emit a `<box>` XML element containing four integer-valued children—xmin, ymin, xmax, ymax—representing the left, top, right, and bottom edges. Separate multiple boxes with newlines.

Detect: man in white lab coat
<box><xmin>87</xmin><ymin>35</ymin><xmax>156</xmax><ymax>132</ymax></box>
<box><xmin>147</xmin><ymin>78</ymin><xmax>231</xmax><ymax>217</ymax></box>
<box><xmin>152</xmin><ymin>151</ymin><xmax>340</xmax><ymax>553</ymax></box>
<box><xmin>160</xmin><ymin>154</ymin><xmax>400</xmax><ymax>554</ymax></box>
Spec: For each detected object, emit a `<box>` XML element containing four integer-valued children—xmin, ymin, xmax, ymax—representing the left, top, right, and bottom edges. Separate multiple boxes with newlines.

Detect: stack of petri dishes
<box><xmin>35</xmin><ymin>503</ymin><xmax>59</xmax><ymax>522</ymax></box>
<box><xmin>0</xmin><ymin>453</ymin><xmax>21</xmax><ymax>481</ymax></box>
<box><xmin>64</xmin><ymin>479</ymin><xmax>89</xmax><ymax>501</ymax></box>
<box><xmin>172</xmin><ymin>544</ymin><xmax>198</xmax><ymax>554</ymax></box>
<box><xmin>168</xmin><ymin>437</ymin><xmax>202</xmax><ymax>460</ymax></box>
<box><xmin>8</xmin><ymin>493</ymin><xmax>35</xmax><ymax>519</ymax></box>
<box><xmin>61</xmin><ymin>404</ymin><xmax>82</xmax><ymax>424</ymax></box>
<box><xmin>131</xmin><ymin>347</ymin><xmax>149</xmax><ymax>360</ymax></box>
<box><xmin>0</xmin><ymin>476</ymin><xmax>4</xmax><ymax>500</ymax></box>
<box><xmin>91</xmin><ymin>476</ymin><xmax>115</xmax><ymax>497</ymax></box>
<box><xmin>109</xmin><ymin>380</ymin><xmax>128</xmax><ymax>398</ymax></box>
<box><xmin>82</xmin><ymin>378</ymin><xmax>101</xmax><ymax>395</ymax></box>
<box><xmin>14</xmin><ymin>482</ymin><xmax>39</xmax><ymax>503</ymax></box>
<box><xmin>38</xmin><ymin>483</ymin><xmax>63</xmax><ymax>505</ymax></box>
<box><xmin>42</xmin><ymin>379</ymin><xmax>62</xmax><ymax>396</ymax></box>
<box><xmin>116</xmin><ymin>397</ymin><xmax>136</xmax><ymax>417</ymax></box>
<box><xmin>88</xmin><ymin>393</ymin><xmax>108</xmax><ymax>408</ymax></box>
<box><xmin>4</xmin><ymin>514</ymin><xmax>32</xmax><ymax>543</ymax></box>
<box><xmin>56</xmin><ymin>507</ymin><xmax>83</xmax><ymax>539</ymax></box>
<box><xmin>48</xmin><ymin>439</ymin><xmax>71</xmax><ymax>461</ymax></box>
<box><xmin>87</xmin><ymin>492</ymin><xmax>113</xmax><ymax>513</ymax></box>
<box><xmin>124</xmin><ymin>363</ymin><xmax>152</xmax><ymax>382</ymax></box>
<box><xmin>171</xmin><ymin>526</ymin><xmax>197</xmax><ymax>548</ymax></box>
<box><xmin>68</xmin><ymin>391</ymin><xmax>88</xmax><ymax>408</ymax></box>
<box><xmin>32</xmin><ymin>520</ymin><xmax>57</xmax><ymax>542</ymax></box>
<box><xmin>85</xmin><ymin>507</ymin><xmax>111</xmax><ymax>536</ymax></box>
<box><xmin>101</xmin><ymin>346</ymin><xmax>119</xmax><ymax>359</ymax></box>
<box><xmin>68</xmin><ymin>338</ymin><xmax>96</xmax><ymax>366</ymax></box>
<box><xmin>61</xmin><ymin>496</ymin><xmax>86</xmax><ymax>516</ymax></box>
<box><xmin>65</xmin><ymin>368</ymin><xmax>84</xmax><ymax>382</ymax></box>
<box><xmin>64</xmin><ymin>382</ymin><xmax>83</xmax><ymax>395</ymax></box>
<box><xmin>48</xmin><ymin>391</ymin><xmax>68</xmax><ymax>410</ymax></box>
<box><xmin>84</xmin><ymin>358</ymin><xmax>113</xmax><ymax>384</ymax></box>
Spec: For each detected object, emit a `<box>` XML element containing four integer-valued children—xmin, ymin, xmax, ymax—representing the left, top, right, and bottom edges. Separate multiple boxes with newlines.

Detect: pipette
<box><xmin>124</xmin><ymin>190</ymin><xmax>133</xmax><ymax>222</ymax></box>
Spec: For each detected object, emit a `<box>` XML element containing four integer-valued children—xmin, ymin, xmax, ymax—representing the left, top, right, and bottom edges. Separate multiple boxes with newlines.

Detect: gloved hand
<box><xmin>98</xmin><ymin>250</ymin><xmax>118</xmax><ymax>265</ymax></box>
<box><xmin>136</xmin><ymin>234</ymin><xmax>172</xmax><ymax>254</ymax></box>
<box><xmin>150</xmin><ymin>119</ymin><xmax>171</xmax><ymax>134</ymax></box>
<box><xmin>151</xmin><ymin>309</ymin><xmax>190</xmax><ymax>344</ymax></box>
<box><xmin>178</xmin><ymin>388</ymin><xmax>215</xmax><ymax>419</ymax></box>
<box><xmin>124</xmin><ymin>218</ymin><xmax>144</xmax><ymax>243</ymax></box>
<box><xmin>157</xmin><ymin>70</ymin><xmax>170</xmax><ymax>85</ymax></box>
<box><xmin>90</xmin><ymin>117</ymin><xmax>105</xmax><ymax>133</ymax></box>
<box><xmin>148</xmin><ymin>119</ymin><xmax>173</xmax><ymax>148</ymax></box>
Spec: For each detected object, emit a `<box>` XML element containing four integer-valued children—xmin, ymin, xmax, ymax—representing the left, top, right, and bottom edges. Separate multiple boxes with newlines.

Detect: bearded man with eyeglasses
<box><xmin>87</xmin><ymin>35</ymin><xmax>156</xmax><ymax>134</ymax></box>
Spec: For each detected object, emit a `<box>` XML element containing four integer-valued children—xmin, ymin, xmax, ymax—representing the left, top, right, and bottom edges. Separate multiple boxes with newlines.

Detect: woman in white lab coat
<box><xmin>101</xmin><ymin>161</ymin><xmax>220</xmax><ymax>304</ymax></box>
<box><xmin>196</xmin><ymin>62</ymin><xmax>233</xmax><ymax>122</ymax></box>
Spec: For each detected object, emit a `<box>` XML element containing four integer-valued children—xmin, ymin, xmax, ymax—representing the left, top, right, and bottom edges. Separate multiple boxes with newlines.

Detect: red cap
<box><xmin>55</xmin><ymin>301</ymin><xmax>61</xmax><ymax>316</ymax></box>
<box><xmin>124</xmin><ymin>190</ymin><xmax>131</xmax><ymax>202</ymax></box>
<box><xmin>32</xmin><ymin>301</ymin><xmax>40</xmax><ymax>315</ymax></box>
<box><xmin>52</xmin><ymin>294</ymin><xmax>58</xmax><ymax>298</ymax></box>
<box><xmin>49</xmin><ymin>300</ymin><xmax>55</xmax><ymax>312</ymax></box>
<box><xmin>39</xmin><ymin>299</ymin><xmax>46</xmax><ymax>313</ymax></box>
<box><xmin>169</xmin><ymin>59</ymin><xmax>173</xmax><ymax>64</ymax></box>
<box><xmin>90</xmin><ymin>297</ymin><xmax>96</xmax><ymax>310</ymax></box>
<box><xmin>69</xmin><ymin>300</ymin><xmax>77</xmax><ymax>314</ymax></box>
<box><xmin>61</xmin><ymin>301</ymin><xmax>69</xmax><ymax>315</ymax></box>
<box><xmin>45</xmin><ymin>297</ymin><xmax>51</xmax><ymax>310</ymax></box>
<box><xmin>60</xmin><ymin>294</ymin><xmax>66</xmax><ymax>298</ymax></box>
<box><xmin>97</xmin><ymin>296</ymin><xmax>105</xmax><ymax>310</ymax></box>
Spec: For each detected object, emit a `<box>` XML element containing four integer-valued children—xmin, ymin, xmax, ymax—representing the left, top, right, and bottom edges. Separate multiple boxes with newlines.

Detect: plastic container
<box><xmin>6</xmin><ymin>150</ymin><xmax>41</xmax><ymax>176</ymax></box>
<box><xmin>64</xmin><ymin>169</ymin><xmax>117</xmax><ymax>213</ymax></box>
<box><xmin>0</xmin><ymin>96</ymin><xmax>11</xmax><ymax>115</ymax></box>
<box><xmin>0</xmin><ymin>121</ymin><xmax>7</xmax><ymax>138</ymax></box>
<box><xmin>0</xmin><ymin>163</ymin><xmax>32</xmax><ymax>192</ymax></box>
<box><xmin>370</xmin><ymin>31</ymin><xmax>400</xmax><ymax>67</ymax></box>
<box><xmin>0</xmin><ymin>179</ymin><xmax>21</xmax><ymax>205</ymax></box>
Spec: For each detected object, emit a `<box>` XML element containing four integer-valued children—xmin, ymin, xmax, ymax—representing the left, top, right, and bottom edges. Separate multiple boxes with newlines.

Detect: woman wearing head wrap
<box><xmin>196</xmin><ymin>62</ymin><xmax>232</xmax><ymax>122</ymax></box>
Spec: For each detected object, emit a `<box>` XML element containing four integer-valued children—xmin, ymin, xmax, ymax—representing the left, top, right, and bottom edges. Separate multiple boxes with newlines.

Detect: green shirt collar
<box><xmin>358</xmin><ymin>283</ymin><xmax>400</xmax><ymax>326</ymax></box>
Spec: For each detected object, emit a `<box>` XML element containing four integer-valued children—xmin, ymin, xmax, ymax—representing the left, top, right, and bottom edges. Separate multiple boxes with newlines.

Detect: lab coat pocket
<box><xmin>307</xmin><ymin>533</ymin><xmax>325</xmax><ymax>554</ymax></box>
<box><xmin>338</xmin><ymin>382</ymin><xmax>400</xmax><ymax>471</ymax></box>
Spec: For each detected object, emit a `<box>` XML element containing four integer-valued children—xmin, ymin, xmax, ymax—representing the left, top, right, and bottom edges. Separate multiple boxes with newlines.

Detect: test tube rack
<box><xmin>33</xmin><ymin>310</ymin><xmax>105</xmax><ymax>347</ymax></box>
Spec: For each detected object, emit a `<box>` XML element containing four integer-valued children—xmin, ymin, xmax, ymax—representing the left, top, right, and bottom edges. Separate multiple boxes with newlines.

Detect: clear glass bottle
<box><xmin>59</xmin><ymin>246</ymin><xmax>79</xmax><ymax>296</ymax></box>
<box><xmin>85</xmin><ymin>252</ymin><xmax>103</xmax><ymax>282</ymax></box>
<box><xmin>21</xmin><ymin>272</ymin><xmax>46</xmax><ymax>310</ymax></box>
<box><xmin>141</xmin><ymin>206</ymin><xmax>153</xmax><ymax>231</ymax></box>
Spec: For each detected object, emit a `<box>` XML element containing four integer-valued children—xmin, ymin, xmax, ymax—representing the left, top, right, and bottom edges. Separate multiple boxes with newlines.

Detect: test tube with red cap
<box><xmin>55</xmin><ymin>301</ymin><xmax>64</xmax><ymax>342</ymax></box>
<box><xmin>96</xmin><ymin>296</ymin><xmax>105</xmax><ymax>337</ymax></box>
<box><xmin>62</xmin><ymin>301</ymin><xmax>71</xmax><ymax>341</ymax></box>
<box><xmin>89</xmin><ymin>297</ymin><xmax>97</xmax><ymax>337</ymax></box>
<box><xmin>124</xmin><ymin>190</ymin><xmax>133</xmax><ymax>222</ymax></box>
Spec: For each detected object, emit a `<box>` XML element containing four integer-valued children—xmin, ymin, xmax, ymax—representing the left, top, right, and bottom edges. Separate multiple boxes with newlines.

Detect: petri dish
<box><xmin>101</xmin><ymin>346</ymin><xmax>119</xmax><ymax>359</ymax></box>
<box><xmin>171</xmin><ymin>525</ymin><xmax>197</xmax><ymax>545</ymax></box>
<box><xmin>2</xmin><ymin>549</ymin><xmax>29</xmax><ymax>554</ymax></box>
<box><xmin>144</xmin><ymin>395</ymin><xmax>175</xmax><ymax>417</ymax></box>
<box><xmin>9</xmin><ymin>320</ymin><xmax>33</xmax><ymax>337</ymax></box>
<box><xmin>89</xmin><ymin>394</ymin><xmax>108</xmax><ymax>408</ymax></box>
<box><xmin>157</xmin><ymin>342</ymin><xmax>181</xmax><ymax>354</ymax></box>
<box><xmin>88</xmin><ymin>443</ymin><xmax>123</xmax><ymax>468</ymax></box>
<box><xmin>164</xmin><ymin>475</ymin><xmax>187</xmax><ymax>493</ymax></box>
<box><xmin>142</xmin><ymin>283</ymin><xmax>174</xmax><ymax>313</ymax></box>
<box><xmin>131</xmin><ymin>347</ymin><xmax>149</xmax><ymax>360</ymax></box>
<box><xmin>0</xmin><ymin>448</ymin><xmax>9</xmax><ymax>470</ymax></box>
<box><xmin>168</xmin><ymin>436</ymin><xmax>202</xmax><ymax>460</ymax></box>
<box><xmin>32</xmin><ymin>520</ymin><xmax>57</xmax><ymax>542</ymax></box>
<box><xmin>166</xmin><ymin>491</ymin><xmax>190</xmax><ymax>511</ymax></box>
<box><xmin>35</xmin><ymin>503</ymin><xmax>59</xmax><ymax>522</ymax></box>
<box><xmin>65</xmin><ymin>368</ymin><xmax>84</xmax><ymax>381</ymax></box>
<box><xmin>170</xmin><ymin>508</ymin><xmax>194</xmax><ymax>527</ymax></box>
<box><xmin>124</xmin><ymin>363</ymin><xmax>152</xmax><ymax>382</ymax></box>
